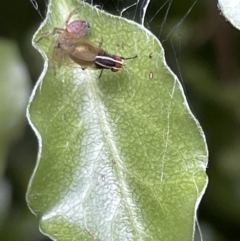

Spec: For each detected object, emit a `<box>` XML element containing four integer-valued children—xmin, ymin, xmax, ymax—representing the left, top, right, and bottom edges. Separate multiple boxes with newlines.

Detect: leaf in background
<box><xmin>218</xmin><ymin>0</ymin><xmax>240</xmax><ymax>30</ymax></box>
<box><xmin>0</xmin><ymin>38</ymin><xmax>30</xmax><ymax>173</ymax></box>
<box><xmin>27</xmin><ymin>0</ymin><xmax>208</xmax><ymax>240</ymax></box>
<box><xmin>0</xmin><ymin>37</ymin><xmax>30</xmax><ymax>225</ymax></box>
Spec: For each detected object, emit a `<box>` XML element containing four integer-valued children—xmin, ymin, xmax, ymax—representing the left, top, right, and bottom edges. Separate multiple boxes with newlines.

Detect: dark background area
<box><xmin>0</xmin><ymin>0</ymin><xmax>240</xmax><ymax>240</ymax></box>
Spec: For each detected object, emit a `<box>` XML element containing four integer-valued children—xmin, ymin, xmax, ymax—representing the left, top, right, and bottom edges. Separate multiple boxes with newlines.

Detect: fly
<box><xmin>60</xmin><ymin>37</ymin><xmax>137</xmax><ymax>72</ymax></box>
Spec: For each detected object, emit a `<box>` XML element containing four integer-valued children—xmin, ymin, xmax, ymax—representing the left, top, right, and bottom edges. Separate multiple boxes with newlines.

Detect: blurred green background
<box><xmin>0</xmin><ymin>0</ymin><xmax>240</xmax><ymax>240</ymax></box>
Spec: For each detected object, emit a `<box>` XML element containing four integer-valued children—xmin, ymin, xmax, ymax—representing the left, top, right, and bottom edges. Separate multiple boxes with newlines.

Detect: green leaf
<box><xmin>27</xmin><ymin>1</ymin><xmax>208</xmax><ymax>240</ymax></box>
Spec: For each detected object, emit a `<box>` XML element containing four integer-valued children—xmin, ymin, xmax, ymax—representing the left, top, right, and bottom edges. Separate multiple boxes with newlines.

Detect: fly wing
<box><xmin>54</xmin><ymin>49</ymin><xmax>96</xmax><ymax>69</ymax></box>
<box><xmin>53</xmin><ymin>45</ymin><xmax>77</xmax><ymax>69</ymax></box>
<box><xmin>54</xmin><ymin>33</ymin><xmax>103</xmax><ymax>69</ymax></box>
<box><xmin>61</xmin><ymin>37</ymin><xmax>102</xmax><ymax>62</ymax></box>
